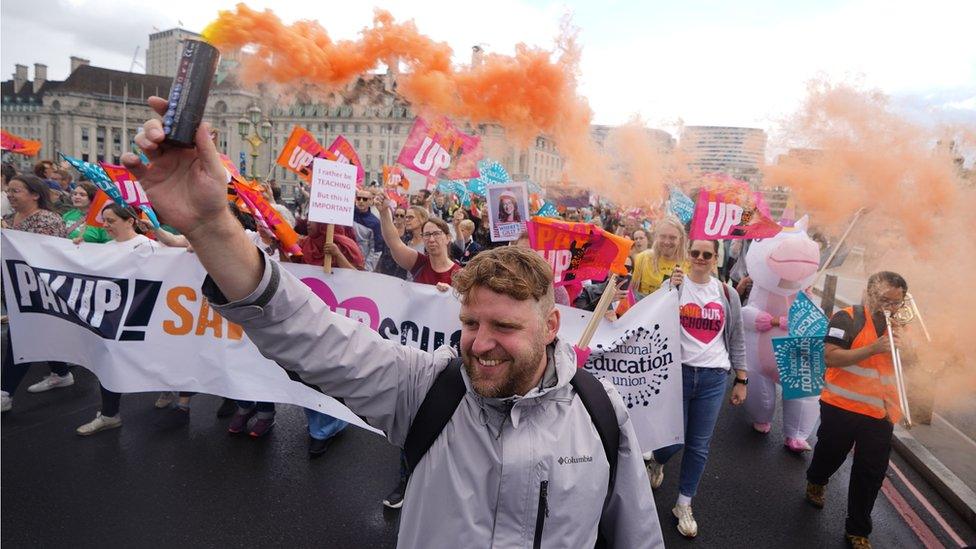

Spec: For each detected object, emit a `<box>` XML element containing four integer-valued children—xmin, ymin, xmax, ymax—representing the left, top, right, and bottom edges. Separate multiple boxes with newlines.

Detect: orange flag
<box><xmin>84</xmin><ymin>191</ymin><xmax>112</xmax><ymax>227</ymax></box>
<box><xmin>527</xmin><ymin>217</ymin><xmax>632</xmax><ymax>280</ymax></box>
<box><xmin>275</xmin><ymin>126</ymin><xmax>335</xmax><ymax>182</ymax></box>
<box><xmin>1</xmin><ymin>130</ymin><xmax>41</xmax><ymax>156</ymax></box>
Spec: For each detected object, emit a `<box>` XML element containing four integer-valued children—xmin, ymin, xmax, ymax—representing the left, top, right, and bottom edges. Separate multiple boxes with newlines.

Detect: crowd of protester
<box><xmin>1</xmin><ymin>153</ymin><xmax>901</xmax><ymax>548</ymax></box>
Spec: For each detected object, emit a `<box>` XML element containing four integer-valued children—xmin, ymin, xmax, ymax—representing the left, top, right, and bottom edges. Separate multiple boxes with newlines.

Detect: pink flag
<box><xmin>327</xmin><ymin>135</ymin><xmax>365</xmax><ymax>186</ymax></box>
<box><xmin>689</xmin><ymin>189</ymin><xmax>782</xmax><ymax>240</ymax></box>
<box><xmin>396</xmin><ymin>116</ymin><xmax>482</xmax><ymax>180</ymax></box>
<box><xmin>98</xmin><ymin>162</ymin><xmax>152</xmax><ymax>209</ymax></box>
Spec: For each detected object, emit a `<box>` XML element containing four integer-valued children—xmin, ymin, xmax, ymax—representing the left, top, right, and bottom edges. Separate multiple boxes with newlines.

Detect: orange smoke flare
<box><xmin>202</xmin><ymin>5</ymin><xmax>629</xmax><ymax>194</ymax></box>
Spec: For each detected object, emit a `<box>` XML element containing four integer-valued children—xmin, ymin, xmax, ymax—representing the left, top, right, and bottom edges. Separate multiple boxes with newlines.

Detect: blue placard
<box><xmin>435</xmin><ymin>180</ymin><xmax>471</xmax><ymax>207</ymax></box>
<box><xmin>773</xmin><ymin>336</ymin><xmax>826</xmax><ymax>399</ymax></box>
<box><xmin>535</xmin><ymin>201</ymin><xmax>559</xmax><ymax>218</ymax></box>
<box><xmin>789</xmin><ymin>292</ymin><xmax>828</xmax><ymax>337</ymax></box>
<box><xmin>467</xmin><ymin>159</ymin><xmax>509</xmax><ymax>197</ymax></box>
<box><xmin>668</xmin><ymin>187</ymin><xmax>695</xmax><ymax>225</ymax></box>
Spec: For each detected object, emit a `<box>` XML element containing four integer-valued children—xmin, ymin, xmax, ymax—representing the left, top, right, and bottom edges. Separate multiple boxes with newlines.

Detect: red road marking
<box><xmin>881</xmin><ymin>477</ymin><xmax>945</xmax><ymax>549</ymax></box>
<box><xmin>888</xmin><ymin>460</ymin><xmax>967</xmax><ymax>547</ymax></box>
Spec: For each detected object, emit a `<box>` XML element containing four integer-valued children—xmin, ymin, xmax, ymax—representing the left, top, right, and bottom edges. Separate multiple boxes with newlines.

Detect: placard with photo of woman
<box><xmin>486</xmin><ymin>182</ymin><xmax>529</xmax><ymax>242</ymax></box>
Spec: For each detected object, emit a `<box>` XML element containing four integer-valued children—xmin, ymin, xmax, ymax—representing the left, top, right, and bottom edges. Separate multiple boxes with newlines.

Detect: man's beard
<box><xmin>462</xmin><ymin>341</ymin><xmax>547</xmax><ymax>398</ymax></box>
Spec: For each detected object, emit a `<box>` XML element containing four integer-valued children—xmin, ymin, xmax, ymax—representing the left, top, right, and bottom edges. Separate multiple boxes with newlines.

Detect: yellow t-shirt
<box><xmin>632</xmin><ymin>252</ymin><xmax>690</xmax><ymax>296</ymax></box>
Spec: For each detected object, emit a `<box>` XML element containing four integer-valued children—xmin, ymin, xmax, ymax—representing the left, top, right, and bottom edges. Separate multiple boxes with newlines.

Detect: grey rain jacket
<box><xmin>205</xmin><ymin>252</ymin><xmax>664</xmax><ymax>549</ymax></box>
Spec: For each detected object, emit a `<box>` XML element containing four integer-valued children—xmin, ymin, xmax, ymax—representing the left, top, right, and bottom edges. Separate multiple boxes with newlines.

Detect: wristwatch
<box><xmin>733</xmin><ymin>377</ymin><xmax>749</xmax><ymax>386</ymax></box>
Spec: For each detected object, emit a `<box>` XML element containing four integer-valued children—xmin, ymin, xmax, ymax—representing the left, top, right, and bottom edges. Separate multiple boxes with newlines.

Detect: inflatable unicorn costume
<box><xmin>740</xmin><ymin>216</ymin><xmax>822</xmax><ymax>452</ymax></box>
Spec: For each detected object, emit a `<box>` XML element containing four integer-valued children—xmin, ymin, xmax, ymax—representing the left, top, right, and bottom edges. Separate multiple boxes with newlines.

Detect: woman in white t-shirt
<box><xmin>644</xmin><ymin>239</ymin><xmax>749</xmax><ymax>540</ymax></box>
<box><xmin>75</xmin><ymin>203</ymin><xmax>188</xmax><ymax>436</ymax></box>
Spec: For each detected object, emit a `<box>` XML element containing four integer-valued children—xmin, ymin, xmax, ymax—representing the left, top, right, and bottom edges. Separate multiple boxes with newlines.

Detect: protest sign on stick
<box><xmin>310</xmin><ymin>158</ymin><xmax>358</xmax><ymax>274</ymax></box>
<box><xmin>668</xmin><ymin>186</ymin><xmax>695</xmax><ymax>225</ymax></box>
<box><xmin>486</xmin><ymin>182</ymin><xmax>530</xmax><ymax>242</ymax></box>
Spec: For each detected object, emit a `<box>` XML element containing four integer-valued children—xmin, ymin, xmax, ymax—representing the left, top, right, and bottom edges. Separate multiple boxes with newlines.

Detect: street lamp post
<box><xmin>238</xmin><ymin>104</ymin><xmax>272</xmax><ymax>180</ymax></box>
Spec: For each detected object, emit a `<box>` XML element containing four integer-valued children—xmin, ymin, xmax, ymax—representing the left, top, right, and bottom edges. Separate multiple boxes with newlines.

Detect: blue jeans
<box><xmin>653</xmin><ymin>365</ymin><xmax>728</xmax><ymax>499</ymax></box>
<box><xmin>304</xmin><ymin>409</ymin><xmax>348</xmax><ymax>441</ymax></box>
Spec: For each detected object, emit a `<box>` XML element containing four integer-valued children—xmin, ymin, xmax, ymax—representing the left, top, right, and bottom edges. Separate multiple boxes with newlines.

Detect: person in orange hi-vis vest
<box><xmin>804</xmin><ymin>271</ymin><xmax>918</xmax><ymax>549</ymax></box>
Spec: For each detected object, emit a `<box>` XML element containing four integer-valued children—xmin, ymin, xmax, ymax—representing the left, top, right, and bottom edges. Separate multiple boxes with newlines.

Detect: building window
<box><xmin>354</xmin><ymin>139</ymin><xmax>360</xmax><ymax>149</ymax></box>
<box><xmin>81</xmin><ymin>127</ymin><xmax>90</xmax><ymax>143</ymax></box>
<box><xmin>366</xmin><ymin>139</ymin><xmax>372</xmax><ymax>150</ymax></box>
<box><xmin>96</xmin><ymin>127</ymin><xmax>105</xmax><ymax>144</ymax></box>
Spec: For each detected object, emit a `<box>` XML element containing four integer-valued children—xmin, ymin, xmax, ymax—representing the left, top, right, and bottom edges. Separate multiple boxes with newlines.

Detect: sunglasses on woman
<box><xmin>689</xmin><ymin>250</ymin><xmax>715</xmax><ymax>260</ymax></box>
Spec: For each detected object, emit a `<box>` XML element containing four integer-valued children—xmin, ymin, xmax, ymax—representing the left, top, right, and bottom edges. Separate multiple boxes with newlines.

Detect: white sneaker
<box><xmin>1</xmin><ymin>390</ymin><xmax>11</xmax><ymax>412</ymax></box>
<box><xmin>76</xmin><ymin>412</ymin><xmax>122</xmax><ymax>436</ymax></box>
<box><xmin>154</xmin><ymin>391</ymin><xmax>177</xmax><ymax>409</ymax></box>
<box><xmin>673</xmin><ymin>504</ymin><xmax>698</xmax><ymax>538</ymax></box>
<box><xmin>27</xmin><ymin>372</ymin><xmax>74</xmax><ymax>393</ymax></box>
<box><xmin>646</xmin><ymin>458</ymin><xmax>664</xmax><ymax>489</ymax></box>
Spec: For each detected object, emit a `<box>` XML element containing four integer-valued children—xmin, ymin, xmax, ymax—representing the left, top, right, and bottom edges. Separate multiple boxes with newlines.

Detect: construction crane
<box><xmin>130</xmin><ymin>46</ymin><xmax>145</xmax><ymax>73</ymax></box>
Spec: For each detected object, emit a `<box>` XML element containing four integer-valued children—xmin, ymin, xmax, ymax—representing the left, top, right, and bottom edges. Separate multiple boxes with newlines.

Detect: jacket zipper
<box><xmin>533</xmin><ymin>480</ymin><xmax>549</xmax><ymax>549</ymax></box>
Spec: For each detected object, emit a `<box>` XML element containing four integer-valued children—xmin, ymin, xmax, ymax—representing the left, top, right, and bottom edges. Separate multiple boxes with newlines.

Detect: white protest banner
<box><xmin>486</xmin><ymin>182</ymin><xmax>530</xmax><ymax>243</ymax></box>
<box><xmin>1</xmin><ymin>231</ymin><xmax>682</xmax><ymax>451</ymax></box>
<box><xmin>309</xmin><ymin>158</ymin><xmax>358</xmax><ymax>226</ymax></box>
<box><xmin>561</xmin><ymin>288</ymin><xmax>684</xmax><ymax>451</ymax></box>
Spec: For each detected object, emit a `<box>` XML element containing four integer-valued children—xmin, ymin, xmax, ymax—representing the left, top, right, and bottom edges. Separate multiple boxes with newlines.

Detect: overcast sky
<box><xmin>2</xmin><ymin>0</ymin><xmax>974</xmax><ymax>135</ymax></box>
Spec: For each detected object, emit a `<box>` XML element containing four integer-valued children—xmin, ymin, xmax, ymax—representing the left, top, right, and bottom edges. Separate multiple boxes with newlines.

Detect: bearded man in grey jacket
<box><xmin>124</xmin><ymin>97</ymin><xmax>664</xmax><ymax>548</ymax></box>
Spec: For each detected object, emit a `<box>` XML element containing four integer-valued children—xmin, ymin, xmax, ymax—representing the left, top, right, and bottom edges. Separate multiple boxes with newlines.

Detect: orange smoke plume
<box><xmin>202</xmin><ymin>4</ymin><xmax>609</xmax><ymax>188</ymax></box>
<box><xmin>766</xmin><ymin>80</ymin><xmax>976</xmax><ymax>409</ymax></box>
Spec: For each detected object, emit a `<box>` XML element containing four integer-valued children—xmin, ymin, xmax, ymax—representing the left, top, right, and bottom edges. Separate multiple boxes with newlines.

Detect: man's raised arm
<box><xmin>121</xmin><ymin>96</ymin><xmax>263</xmax><ymax>301</ymax></box>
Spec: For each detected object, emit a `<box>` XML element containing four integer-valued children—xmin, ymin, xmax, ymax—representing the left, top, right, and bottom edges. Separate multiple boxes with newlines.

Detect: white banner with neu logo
<box><xmin>1</xmin><ymin>230</ymin><xmax>682</xmax><ymax>451</ymax></box>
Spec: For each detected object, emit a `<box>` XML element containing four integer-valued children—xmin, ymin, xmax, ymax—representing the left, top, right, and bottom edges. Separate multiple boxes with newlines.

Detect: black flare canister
<box><xmin>163</xmin><ymin>39</ymin><xmax>220</xmax><ymax>148</ymax></box>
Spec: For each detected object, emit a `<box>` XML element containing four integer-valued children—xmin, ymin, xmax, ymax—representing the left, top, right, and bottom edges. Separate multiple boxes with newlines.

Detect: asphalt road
<box><xmin>3</xmin><ymin>363</ymin><xmax>974</xmax><ymax>548</ymax></box>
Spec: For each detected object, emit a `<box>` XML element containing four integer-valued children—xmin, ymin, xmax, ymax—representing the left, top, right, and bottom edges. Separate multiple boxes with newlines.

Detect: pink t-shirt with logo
<box><xmin>678</xmin><ymin>277</ymin><xmax>731</xmax><ymax>370</ymax></box>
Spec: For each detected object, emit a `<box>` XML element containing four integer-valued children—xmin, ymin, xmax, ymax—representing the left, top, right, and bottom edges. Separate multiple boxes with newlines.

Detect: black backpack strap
<box><xmin>403</xmin><ymin>357</ymin><xmax>466</xmax><ymax>476</ymax></box>
<box><xmin>851</xmin><ymin>305</ymin><xmax>867</xmax><ymax>336</ymax></box>
<box><xmin>571</xmin><ymin>368</ymin><xmax>621</xmax><ymax>549</ymax></box>
<box><xmin>570</xmin><ymin>369</ymin><xmax>620</xmax><ymax>492</ymax></box>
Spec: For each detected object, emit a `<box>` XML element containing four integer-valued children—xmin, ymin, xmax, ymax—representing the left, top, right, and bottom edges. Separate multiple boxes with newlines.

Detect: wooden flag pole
<box><xmin>814</xmin><ymin>207</ymin><xmax>866</xmax><ymax>283</ymax></box>
<box><xmin>576</xmin><ymin>273</ymin><xmax>618</xmax><ymax>350</ymax></box>
<box><xmin>322</xmin><ymin>223</ymin><xmax>335</xmax><ymax>274</ymax></box>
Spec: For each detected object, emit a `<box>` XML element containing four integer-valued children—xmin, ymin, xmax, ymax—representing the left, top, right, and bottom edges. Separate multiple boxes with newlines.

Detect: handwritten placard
<box><xmin>309</xmin><ymin>158</ymin><xmax>358</xmax><ymax>226</ymax></box>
